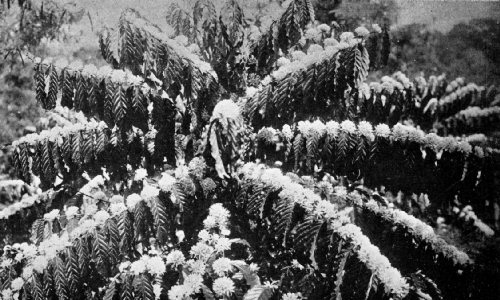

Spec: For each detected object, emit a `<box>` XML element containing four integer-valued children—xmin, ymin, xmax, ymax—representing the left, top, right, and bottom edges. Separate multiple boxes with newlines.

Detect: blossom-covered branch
<box><xmin>32</xmin><ymin>57</ymin><xmax>151</xmax><ymax>131</ymax></box>
<box><xmin>254</xmin><ymin>119</ymin><xmax>493</xmax><ymax>207</ymax></box>
<box><xmin>245</xmin><ymin>35</ymin><xmax>370</xmax><ymax>128</ymax></box>
<box><xmin>442</xmin><ymin>106</ymin><xmax>500</xmax><ymax>135</ymax></box>
<box><xmin>250</xmin><ymin>0</ymin><xmax>315</xmax><ymax>73</ymax></box>
<box><xmin>100</xmin><ymin>9</ymin><xmax>220</xmax><ymax>104</ymax></box>
<box><xmin>350</xmin><ymin>193</ymin><xmax>472</xmax><ymax>299</ymax></box>
<box><xmin>235</xmin><ymin>163</ymin><xmax>410</xmax><ymax>298</ymax></box>
<box><xmin>10</xmin><ymin>121</ymin><xmax>150</xmax><ymax>187</ymax></box>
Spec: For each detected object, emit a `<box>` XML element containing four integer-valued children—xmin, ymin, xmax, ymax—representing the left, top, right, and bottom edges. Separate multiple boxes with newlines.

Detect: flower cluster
<box><xmin>451</xmin><ymin>106</ymin><xmax>500</xmax><ymax>119</ymax></box>
<box><xmin>439</xmin><ymin>83</ymin><xmax>483</xmax><ymax>107</ymax></box>
<box><xmin>457</xmin><ymin>206</ymin><xmax>495</xmax><ymax>237</ymax></box>
<box><xmin>164</xmin><ymin>204</ymin><xmax>259</xmax><ymax>299</ymax></box>
<box><xmin>361</xmin><ymin>199</ymin><xmax>471</xmax><ymax>267</ymax></box>
<box><xmin>239</xmin><ymin>163</ymin><xmax>342</xmax><ymax>220</ymax></box>
<box><xmin>261</xmin><ymin>119</ymin><xmax>480</xmax><ymax>158</ymax></box>
<box><xmin>123</xmin><ymin>255</ymin><xmax>167</xmax><ymax>276</ymax></box>
<box><xmin>336</xmin><ymin>224</ymin><xmax>410</xmax><ymax>297</ymax></box>
<box><xmin>0</xmin><ymin>193</ymin><xmax>42</xmax><ymax>220</ymax></box>
<box><xmin>210</xmin><ymin>99</ymin><xmax>241</xmax><ymax>121</ymax></box>
<box><xmin>445</xmin><ymin>77</ymin><xmax>465</xmax><ymax>93</ymax></box>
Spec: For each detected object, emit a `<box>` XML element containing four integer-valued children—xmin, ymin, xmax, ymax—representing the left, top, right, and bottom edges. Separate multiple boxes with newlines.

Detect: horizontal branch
<box><xmin>253</xmin><ymin>120</ymin><xmax>495</xmax><ymax>206</ymax></box>
<box><xmin>442</xmin><ymin>106</ymin><xmax>500</xmax><ymax>135</ymax></box>
<box><xmin>33</xmin><ymin>58</ymin><xmax>151</xmax><ymax>131</ymax></box>
<box><xmin>10</xmin><ymin>120</ymin><xmax>151</xmax><ymax>188</ymax></box>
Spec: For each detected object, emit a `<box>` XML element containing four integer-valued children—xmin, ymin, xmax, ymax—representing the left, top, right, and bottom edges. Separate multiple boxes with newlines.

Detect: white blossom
<box><xmin>355</xmin><ymin>26</ymin><xmax>370</xmax><ymax>37</ymax></box>
<box><xmin>375</xmin><ymin>124</ymin><xmax>391</xmax><ymax>138</ymax></box>
<box><xmin>167</xmin><ymin>285</ymin><xmax>188</xmax><ymax>300</ymax></box>
<box><xmin>208</xmin><ymin>203</ymin><xmax>230</xmax><ymax>226</ymax></box>
<box><xmin>283</xmin><ymin>292</ymin><xmax>302</xmax><ymax>300</ymax></box>
<box><xmin>32</xmin><ymin>256</ymin><xmax>48</xmax><ymax>273</ymax></box>
<box><xmin>65</xmin><ymin>206</ymin><xmax>79</xmax><ymax>219</ymax></box>
<box><xmin>282</xmin><ymin>124</ymin><xmax>293</xmax><ymax>140</ymax></box>
<box><xmin>174</xmin><ymin>35</ymin><xmax>189</xmax><ymax>46</ymax></box>
<box><xmin>317</xmin><ymin>24</ymin><xmax>331</xmax><ymax>33</ymax></box>
<box><xmin>130</xmin><ymin>259</ymin><xmax>147</xmax><ymax>275</ymax></box>
<box><xmin>307</xmin><ymin>44</ymin><xmax>323</xmax><ymax>55</ymax></box>
<box><xmin>126</xmin><ymin>194</ymin><xmax>143</xmax><ymax>210</ymax></box>
<box><xmin>43</xmin><ymin>209</ymin><xmax>60</xmax><ymax>221</ymax></box>
<box><xmin>290</xmin><ymin>50</ymin><xmax>306</xmax><ymax>61</ymax></box>
<box><xmin>214</xmin><ymin>237</ymin><xmax>232</xmax><ymax>253</ymax></box>
<box><xmin>84</xmin><ymin>203</ymin><xmax>98</xmax><ymax>216</ymax></box>
<box><xmin>158</xmin><ymin>173</ymin><xmax>177</xmax><ymax>192</ymax></box>
<box><xmin>2</xmin><ymin>288</ymin><xmax>13</xmax><ymax>300</ymax></box>
<box><xmin>176</xmin><ymin>230</ymin><xmax>185</xmax><ymax>243</ymax></box>
<box><xmin>93</xmin><ymin>210</ymin><xmax>110</xmax><ymax>224</ymax></box>
<box><xmin>190</xmin><ymin>242</ymin><xmax>214</xmax><ymax>261</ymax></box>
<box><xmin>277</xmin><ymin>57</ymin><xmax>291</xmax><ymax>67</ymax></box>
<box><xmin>212</xmin><ymin>277</ymin><xmax>235</xmax><ymax>296</ymax></box>
<box><xmin>166</xmin><ymin>250</ymin><xmax>185</xmax><ymax>267</ymax></box>
<box><xmin>184</xmin><ymin>273</ymin><xmax>203</xmax><ymax>293</ymax></box>
<box><xmin>134</xmin><ymin>168</ymin><xmax>148</xmax><ymax>181</ymax></box>
<box><xmin>10</xmin><ymin>278</ymin><xmax>24</xmax><ymax>291</ymax></box>
<box><xmin>153</xmin><ymin>284</ymin><xmax>162</xmax><ymax>300</ymax></box>
<box><xmin>54</xmin><ymin>58</ymin><xmax>69</xmax><ymax>69</ymax></box>
<box><xmin>358</xmin><ymin>121</ymin><xmax>374</xmax><ymax>140</ymax></box>
<box><xmin>21</xmin><ymin>267</ymin><xmax>33</xmax><ymax>280</ymax></box>
<box><xmin>372</xmin><ymin>24</ymin><xmax>382</xmax><ymax>33</ymax></box>
<box><xmin>109</xmin><ymin>202</ymin><xmax>127</xmax><ymax>216</ymax></box>
<box><xmin>187</xmin><ymin>259</ymin><xmax>206</xmax><ymax>274</ymax></box>
<box><xmin>211</xmin><ymin>100</ymin><xmax>241</xmax><ymax>121</ymax></box>
<box><xmin>198</xmin><ymin>229</ymin><xmax>211</xmax><ymax>242</ymax></box>
<box><xmin>339</xmin><ymin>32</ymin><xmax>355</xmax><ymax>43</ymax></box>
<box><xmin>212</xmin><ymin>257</ymin><xmax>233</xmax><ymax>276</ymax></box>
<box><xmin>203</xmin><ymin>216</ymin><xmax>217</xmax><ymax>229</ymax></box>
<box><xmin>147</xmin><ymin>256</ymin><xmax>166</xmax><ymax>275</ymax></box>
<box><xmin>141</xmin><ymin>184</ymin><xmax>160</xmax><ymax>200</ymax></box>
<box><xmin>304</xmin><ymin>27</ymin><xmax>321</xmax><ymax>42</ymax></box>
<box><xmin>340</xmin><ymin>120</ymin><xmax>357</xmax><ymax>134</ymax></box>
<box><xmin>81</xmin><ymin>64</ymin><xmax>98</xmax><ymax>77</ymax></box>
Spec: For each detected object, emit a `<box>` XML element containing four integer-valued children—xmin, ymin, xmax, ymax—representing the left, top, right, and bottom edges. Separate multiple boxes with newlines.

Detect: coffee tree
<box><xmin>1</xmin><ymin>0</ymin><xmax>499</xmax><ymax>299</ymax></box>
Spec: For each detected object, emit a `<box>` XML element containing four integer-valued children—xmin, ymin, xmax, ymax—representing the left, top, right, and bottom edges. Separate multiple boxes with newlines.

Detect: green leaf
<box><xmin>138</xmin><ymin>275</ymin><xmax>155</xmax><ymax>300</ymax></box>
<box><xmin>103</xmin><ymin>280</ymin><xmax>118</xmax><ymax>300</ymax></box>
<box><xmin>243</xmin><ymin>285</ymin><xmax>274</xmax><ymax>300</ymax></box>
<box><xmin>150</xmin><ymin>196</ymin><xmax>170</xmax><ymax>246</ymax></box>
<box><xmin>34</xmin><ymin>62</ymin><xmax>47</xmax><ymax>108</ymax></box>
<box><xmin>46</xmin><ymin>64</ymin><xmax>59</xmax><ymax>110</ymax></box>
<box><xmin>231</xmin><ymin>260</ymin><xmax>261</xmax><ymax>287</ymax></box>
<box><xmin>118</xmin><ymin>210</ymin><xmax>133</xmax><ymax>258</ymax></box>
<box><xmin>54</xmin><ymin>257</ymin><xmax>70</xmax><ymax>300</ymax></box>
<box><xmin>201</xmin><ymin>284</ymin><xmax>216</xmax><ymax>300</ymax></box>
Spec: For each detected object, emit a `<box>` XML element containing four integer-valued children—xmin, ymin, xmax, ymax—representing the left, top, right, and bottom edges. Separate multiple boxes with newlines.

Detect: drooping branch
<box><xmin>231</xmin><ymin>163</ymin><xmax>411</xmax><ymax>299</ymax></box>
<box><xmin>349</xmin><ymin>192</ymin><xmax>473</xmax><ymax>299</ymax></box>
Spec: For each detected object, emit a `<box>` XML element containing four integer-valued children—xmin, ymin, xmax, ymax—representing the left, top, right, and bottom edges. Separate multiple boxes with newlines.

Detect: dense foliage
<box><xmin>0</xmin><ymin>0</ymin><xmax>499</xmax><ymax>300</ymax></box>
